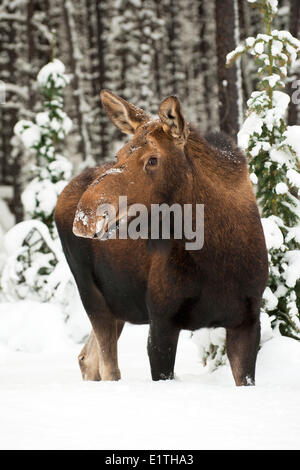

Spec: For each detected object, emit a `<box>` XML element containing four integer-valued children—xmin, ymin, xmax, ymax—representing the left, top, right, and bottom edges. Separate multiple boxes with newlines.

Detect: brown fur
<box><xmin>55</xmin><ymin>91</ymin><xmax>268</xmax><ymax>385</ymax></box>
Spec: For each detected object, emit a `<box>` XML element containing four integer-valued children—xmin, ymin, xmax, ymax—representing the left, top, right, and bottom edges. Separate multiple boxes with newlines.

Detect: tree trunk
<box><xmin>27</xmin><ymin>0</ymin><xmax>35</xmax><ymax>110</ymax></box>
<box><xmin>153</xmin><ymin>0</ymin><xmax>163</xmax><ymax>100</ymax></box>
<box><xmin>94</xmin><ymin>0</ymin><xmax>109</xmax><ymax>162</ymax></box>
<box><xmin>1</xmin><ymin>5</ymin><xmax>24</xmax><ymax>222</ymax></box>
<box><xmin>288</xmin><ymin>0</ymin><xmax>300</xmax><ymax>126</ymax></box>
<box><xmin>62</xmin><ymin>0</ymin><xmax>91</xmax><ymax>162</ymax></box>
<box><xmin>215</xmin><ymin>0</ymin><xmax>241</xmax><ymax>140</ymax></box>
<box><xmin>199</xmin><ymin>0</ymin><xmax>212</xmax><ymax>130</ymax></box>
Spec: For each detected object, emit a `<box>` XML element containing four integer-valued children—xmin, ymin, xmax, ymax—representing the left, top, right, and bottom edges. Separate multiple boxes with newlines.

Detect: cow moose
<box><xmin>55</xmin><ymin>90</ymin><xmax>268</xmax><ymax>386</ymax></box>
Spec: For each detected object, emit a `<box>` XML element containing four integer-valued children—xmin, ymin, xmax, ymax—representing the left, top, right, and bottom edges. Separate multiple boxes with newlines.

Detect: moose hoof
<box><xmin>101</xmin><ymin>368</ymin><xmax>121</xmax><ymax>381</ymax></box>
<box><xmin>152</xmin><ymin>371</ymin><xmax>174</xmax><ymax>381</ymax></box>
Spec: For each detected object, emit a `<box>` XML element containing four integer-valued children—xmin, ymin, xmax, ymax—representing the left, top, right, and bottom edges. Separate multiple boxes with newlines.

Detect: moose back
<box><xmin>55</xmin><ymin>90</ymin><xmax>268</xmax><ymax>386</ymax></box>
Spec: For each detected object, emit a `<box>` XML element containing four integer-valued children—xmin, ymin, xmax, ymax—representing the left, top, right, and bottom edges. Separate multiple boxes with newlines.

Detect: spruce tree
<box><xmin>1</xmin><ymin>56</ymin><xmax>73</xmax><ymax>302</ymax></box>
<box><xmin>227</xmin><ymin>0</ymin><xmax>300</xmax><ymax>338</ymax></box>
<box><xmin>14</xmin><ymin>57</ymin><xmax>72</xmax><ymax>236</ymax></box>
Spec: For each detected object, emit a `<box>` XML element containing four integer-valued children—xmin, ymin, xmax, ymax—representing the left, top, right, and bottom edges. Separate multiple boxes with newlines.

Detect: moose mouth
<box><xmin>73</xmin><ymin>206</ymin><xmax>129</xmax><ymax>240</ymax></box>
<box><xmin>93</xmin><ymin>213</ymin><xmax>127</xmax><ymax>240</ymax></box>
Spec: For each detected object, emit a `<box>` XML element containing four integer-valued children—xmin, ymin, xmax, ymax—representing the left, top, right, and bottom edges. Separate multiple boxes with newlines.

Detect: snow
<box><xmin>49</xmin><ymin>111</ymin><xmax>73</xmax><ymax>136</ymax></box>
<box><xmin>0</xmin><ymin>300</ymin><xmax>300</xmax><ymax>450</ymax></box>
<box><xmin>275</xmin><ymin>182</ymin><xmax>288</xmax><ymax>195</ymax></box>
<box><xmin>254</xmin><ymin>41</ymin><xmax>264</xmax><ymax>55</ymax></box>
<box><xmin>250</xmin><ymin>172</ymin><xmax>258</xmax><ymax>184</ymax></box>
<box><xmin>285</xmin><ymin>226</ymin><xmax>300</xmax><ymax>245</ymax></box>
<box><xmin>287</xmin><ymin>169</ymin><xmax>300</xmax><ymax>191</ymax></box>
<box><xmin>3</xmin><ymin>220</ymin><xmax>57</xmax><ymax>257</ymax></box>
<box><xmin>21</xmin><ymin>178</ymin><xmax>68</xmax><ymax>217</ymax></box>
<box><xmin>14</xmin><ymin>121</ymin><xmax>41</xmax><ymax>149</ymax></box>
<box><xmin>0</xmin><ymin>302</ymin><xmax>72</xmax><ymax>353</ymax></box>
<box><xmin>270</xmin><ymin>147</ymin><xmax>291</xmax><ymax>166</ymax></box>
<box><xmin>37</xmin><ymin>59</ymin><xmax>70</xmax><ymax>88</ymax></box>
<box><xmin>74</xmin><ymin>210</ymin><xmax>89</xmax><ymax>226</ymax></box>
<box><xmin>104</xmin><ymin>167</ymin><xmax>124</xmax><ymax>176</ymax></box>
<box><xmin>0</xmin><ymin>199</ymin><xmax>15</xmax><ymax>233</ymax></box>
<box><xmin>192</xmin><ymin>327</ymin><xmax>226</xmax><ymax>371</ymax></box>
<box><xmin>47</xmin><ymin>155</ymin><xmax>73</xmax><ymax>181</ymax></box>
<box><xmin>246</xmin><ymin>37</ymin><xmax>255</xmax><ymax>48</ymax></box>
<box><xmin>247</xmin><ymin>0</ymin><xmax>278</xmax><ymax>15</ymax></box>
<box><xmin>283</xmin><ymin>126</ymin><xmax>300</xmax><ymax>158</ymax></box>
<box><xmin>1</xmin><ymin>220</ymin><xmax>76</xmax><ymax>304</ymax></box>
<box><xmin>271</xmin><ymin>40</ymin><xmax>283</xmax><ymax>56</ymax></box>
<box><xmin>283</xmin><ymin>251</ymin><xmax>300</xmax><ymax>288</ymax></box>
<box><xmin>267</xmin><ymin>91</ymin><xmax>290</xmax><ymax>124</ymax></box>
<box><xmin>263</xmin><ymin>286</ymin><xmax>278</xmax><ymax>311</ymax></box>
<box><xmin>237</xmin><ymin>112</ymin><xmax>263</xmax><ymax>149</ymax></box>
<box><xmin>264</xmin><ymin>74</ymin><xmax>282</xmax><ymax>88</ymax></box>
<box><xmin>267</xmin><ymin>0</ymin><xmax>278</xmax><ymax>14</ymax></box>
<box><xmin>36</xmin><ymin>112</ymin><xmax>50</xmax><ymax>127</ymax></box>
<box><xmin>226</xmin><ymin>45</ymin><xmax>244</xmax><ymax>64</ymax></box>
<box><xmin>238</xmin><ymin>92</ymin><xmax>292</xmax><ymax>163</ymax></box>
<box><xmin>272</xmin><ymin>31</ymin><xmax>300</xmax><ymax>63</ymax></box>
<box><xmin>261</xmin><ymin>216</ymin><xmax>284</xmax><ymax>250</ymax></box>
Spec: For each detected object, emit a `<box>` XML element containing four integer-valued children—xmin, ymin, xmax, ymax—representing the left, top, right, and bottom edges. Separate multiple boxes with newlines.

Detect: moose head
<box><xmin>73</xmin><ymin>90</ymin><xmax>193</xmax><ymax>240</ymax></box>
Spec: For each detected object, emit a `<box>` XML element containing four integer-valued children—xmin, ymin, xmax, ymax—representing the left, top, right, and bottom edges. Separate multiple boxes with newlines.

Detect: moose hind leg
<box><xmin>94</xmin><ymin>316</ymin><xmax>122</xmax><ymax>381</ymax></box>
<box><xmin>78</xmin><ymin>330</ymin><xmax>100</xmax><ymax>381</ymax></box>
<box><xmin>226</xmin><ymin>306</ymin><xmax>260</xmax><ymax>386</ymax></box>
<box><xmin>78</xmin><ymin>321</ymin><xmax>125</xmax><ymax>381</ymax></box>
<box><xmin>78</xmin><ymin>280</ymin><xmax>124</xmax><ymax>381</ymax></box>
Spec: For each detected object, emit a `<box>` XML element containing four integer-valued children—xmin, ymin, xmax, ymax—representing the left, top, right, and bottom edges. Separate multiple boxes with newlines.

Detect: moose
<box><xmin>55</xmin><ymin>90</ymin><xmax>268</xmax><ymax>386</ymax></box>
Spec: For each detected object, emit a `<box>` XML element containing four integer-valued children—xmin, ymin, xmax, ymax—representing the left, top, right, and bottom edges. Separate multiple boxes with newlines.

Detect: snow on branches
<box><xmin>14</xmin><ymin>59</ymin><xmax>72</xmax><ymax>235</ymax></box>
<box><xmin>227</xmin><ymin>0</ymin><xmax>300</xmax><ymax>338</ymax></box>
<box><xmin>1</xmin><ymin>220</ymin><xmax>70</xmax><ymax>303</ymax></box>
<box><xmin>1</xmin><ymin>59</ymin><xmax>73</xmax><ymax>304</ymax></box>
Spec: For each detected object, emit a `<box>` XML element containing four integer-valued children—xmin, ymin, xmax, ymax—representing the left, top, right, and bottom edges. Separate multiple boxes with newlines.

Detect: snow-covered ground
<box><xmin>0</xmin><ymin>301</ymin><xmax>300</xmax><ymax>450</ymax></box>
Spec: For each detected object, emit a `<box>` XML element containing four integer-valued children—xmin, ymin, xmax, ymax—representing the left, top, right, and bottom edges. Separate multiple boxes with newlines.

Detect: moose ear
<box><xmin>158</xmin><ymin>96</ymin><xmax>189</xmax><ymax>143</ymax></box>
<box><xmin>100</xmin><ymin>89</ymin><xmax>150</xmax><ymax>135</ymax></box>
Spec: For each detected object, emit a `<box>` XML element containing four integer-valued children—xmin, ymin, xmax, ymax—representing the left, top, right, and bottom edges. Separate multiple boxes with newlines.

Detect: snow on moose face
<box><xmin>73</xmin><ymin>90</ymin><xmax>191</xmax><ymax>241</ymax></box>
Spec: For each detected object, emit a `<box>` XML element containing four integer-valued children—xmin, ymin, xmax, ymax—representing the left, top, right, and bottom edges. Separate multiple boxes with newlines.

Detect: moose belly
<box><xmin>96</xmin><ymin>270</ymin><xmax>246</xmax><ymax>331</ymax></box>
<box><xmin>173</xmin><ymin>286</ymin><xmax>246</xmax><ymax>331</ymax></box>
<box><xmin>92</xmin><ymin>240</ymin><xmax>265</xmax><ymax>330</ymax></box>
<box><xmin>94</xmin><ymin>259</ymin><xmax>149</xmax><ymax>325</ymax></box>
<box><xmin>95</xmin><ymin>270</ymin><xmax>257</xmax><ymax>331</ymax></box>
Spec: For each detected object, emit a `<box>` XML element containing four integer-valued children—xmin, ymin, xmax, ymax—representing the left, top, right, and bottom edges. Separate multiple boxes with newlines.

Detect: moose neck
<box><xmin>164</xmin><ymin>128</ymin><xmax>249</xmax><ymax>258</ymax></box>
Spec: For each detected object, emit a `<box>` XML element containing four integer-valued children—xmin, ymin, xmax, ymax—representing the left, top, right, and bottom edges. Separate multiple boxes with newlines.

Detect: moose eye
<box><xmin>146</xmin><ymin>157</ymin><xmax>158</xmax><ymax>167</ymax></box>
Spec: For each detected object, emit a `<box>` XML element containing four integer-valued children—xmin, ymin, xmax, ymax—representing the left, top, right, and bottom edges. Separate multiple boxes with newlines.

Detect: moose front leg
<box><xmin>226</xmin><ymin>315</ymin><xmax>260</xmax><ymax>386</ymax></box>
<box><xmin>147</xmin><ymin>318</ymin><xmax>180</xmax><ymax>381</ymax></box>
